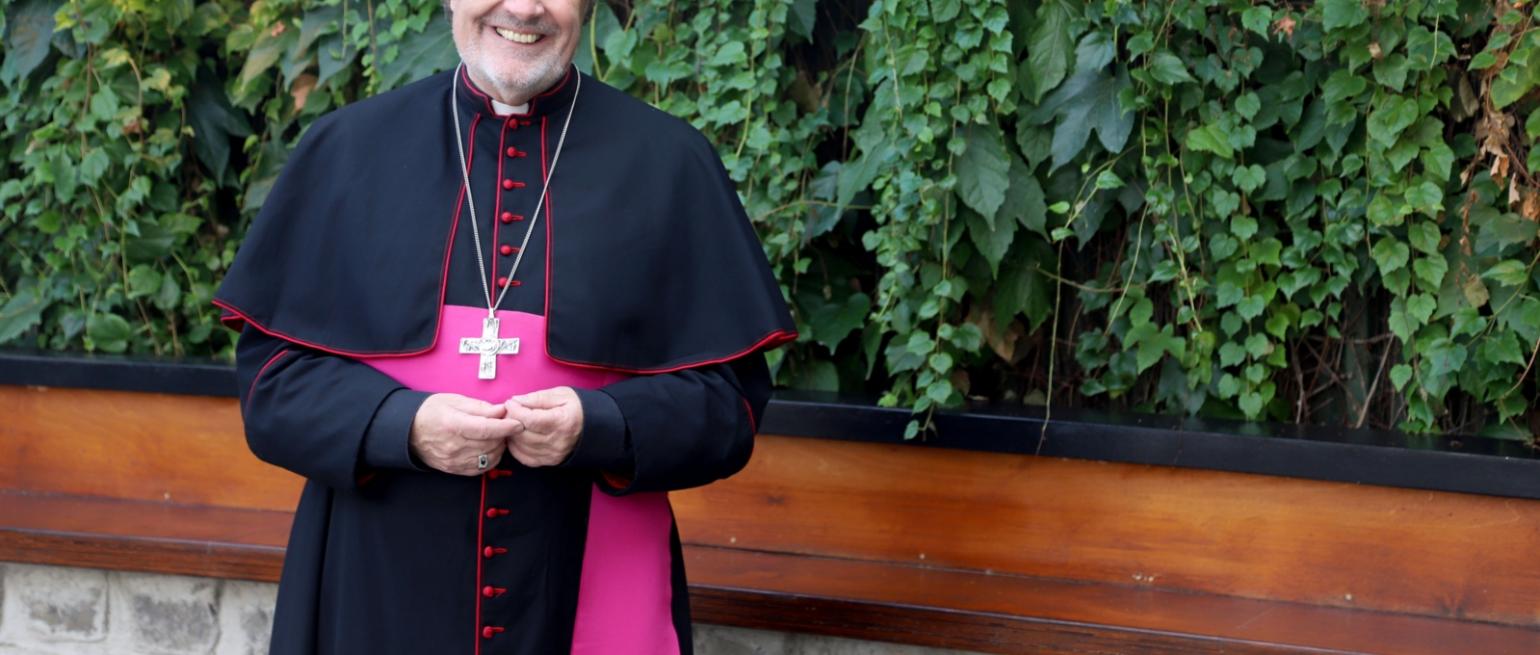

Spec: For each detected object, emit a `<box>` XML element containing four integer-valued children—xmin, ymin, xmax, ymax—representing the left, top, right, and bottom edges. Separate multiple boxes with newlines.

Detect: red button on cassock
<box><xmin>482</xmin><ymin>585</ymin><xmax>507</xmax><ymax>598</ymax></box>
<box><xmin>505</xmin><ymin>147</ymin><xmax>518</xmax><ymax>158</ymax></box>
<box><xmin>500</xmin><ymin>212</ymin><xmax>515</xmax><ymax>224</ymax></box>
<box><xmin>501</xmin><ymin>179</ymin><xmax>515</xmax><ymax>190</ymax></box>
<box><xmin>483</xmin><ymin>546</ymin><xmax>508</xmax><ymax>558</ymax></box>
<box><xmin>499</xmin><ymin>245</ymin><xmax>515</xmax><ymax>256</ymax></box>
<box><xmin>496</xmin><ymin>276</ymin><xmax>510</xmax><ymax>288</ymax></box>
<box><xmin>486</xmin><ymin>507</ymin><xmax>511</xmax><ymax>518</ymax></box>
<box><xmin>482</xmin><ymin>626</ymin><xmax>505</xmax><ymax>638</ymax></box>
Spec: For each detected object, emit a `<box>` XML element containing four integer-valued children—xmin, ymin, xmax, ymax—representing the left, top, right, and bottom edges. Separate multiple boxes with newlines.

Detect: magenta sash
<box><xmin>364</xmin><ymin>304</ymin><xmax>679</xmax><ymax>655</ymax></box>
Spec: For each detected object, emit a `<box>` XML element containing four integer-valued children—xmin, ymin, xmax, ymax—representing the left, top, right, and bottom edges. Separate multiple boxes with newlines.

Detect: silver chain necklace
<box><xmin>451</xmin><ymin>63</ymin><xmax>581</xmax><ymax>379</ymax></box>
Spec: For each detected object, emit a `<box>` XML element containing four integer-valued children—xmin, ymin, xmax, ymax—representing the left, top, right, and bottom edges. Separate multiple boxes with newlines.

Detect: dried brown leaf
<box><xmin>291</xmin><ymin>74</ymin><xmax>317</xmax><ymax>112</ymax></box>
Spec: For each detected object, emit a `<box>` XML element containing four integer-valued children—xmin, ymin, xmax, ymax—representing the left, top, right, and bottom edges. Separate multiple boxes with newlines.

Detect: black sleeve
<box><xmin>235</xmin><ymin>325</ymin><xmax>430</xmax><ymax>489</ymax></box>
<box><xmin>559</xmin><ymin>354</ymin><xmax>770</xmax><ymax>494</ymax></box>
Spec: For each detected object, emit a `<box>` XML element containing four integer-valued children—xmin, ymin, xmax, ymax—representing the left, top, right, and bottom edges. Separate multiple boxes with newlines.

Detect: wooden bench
<box><xmin>5</xmin><ymin>381</ymin><xmax>1540</xmax><ymax>653</ymax></box>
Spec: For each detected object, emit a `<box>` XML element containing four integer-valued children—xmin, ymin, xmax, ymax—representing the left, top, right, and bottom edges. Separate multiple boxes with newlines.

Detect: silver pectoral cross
<box><xmin>459</xmin><ymin>317</ymin><xmax>520</xmax><ymax>380</ymax></box>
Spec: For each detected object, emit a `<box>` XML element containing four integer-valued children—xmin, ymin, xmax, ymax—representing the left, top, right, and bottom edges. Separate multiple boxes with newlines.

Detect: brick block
<box><xmin>213</xmin><ymin>581</ymin><xmax>275</xmax><ymax>655</ymax></box>
<box><xmin>0</xmin><ymin>563</ymin><xmax>108</xmax><ymax>644</ymax></box>
<box><xmin>110</xmin><ymin>572</ymin><xmax>218</xmax><ymax>655</ymax></box>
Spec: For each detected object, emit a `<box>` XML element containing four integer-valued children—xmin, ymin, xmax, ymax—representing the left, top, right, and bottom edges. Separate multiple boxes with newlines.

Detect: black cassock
<box><xmin>214</xmin><ymin>68</ymin><xmax>795</xmax><ymax>654</ymax></box>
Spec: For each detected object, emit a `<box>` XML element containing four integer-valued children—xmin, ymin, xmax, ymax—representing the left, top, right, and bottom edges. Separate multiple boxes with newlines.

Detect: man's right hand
<box><xmin>410</xmin><ymin>394</ymin><xmax>525</xmax><ymax>476</ymax></box>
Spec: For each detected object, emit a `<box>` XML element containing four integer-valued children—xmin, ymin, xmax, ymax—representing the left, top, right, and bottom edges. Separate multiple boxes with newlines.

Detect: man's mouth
<box><xmin>494</xmin><ymin>27</ymin><xmax>542</xmax><ymax>45</ymax></box>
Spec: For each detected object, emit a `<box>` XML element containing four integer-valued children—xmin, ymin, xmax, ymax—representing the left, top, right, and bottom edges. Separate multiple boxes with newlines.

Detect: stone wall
<box><xmin>0</xmin><ymin>564</ymin><xmax>981</xmax><ymax>655</ymax></box>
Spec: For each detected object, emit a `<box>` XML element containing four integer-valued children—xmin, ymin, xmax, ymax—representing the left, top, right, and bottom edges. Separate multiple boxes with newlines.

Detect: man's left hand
<box><xmin>503</xmin><ymin>387</ymin><xmax>584</xmax><ymax>467</ymax></box>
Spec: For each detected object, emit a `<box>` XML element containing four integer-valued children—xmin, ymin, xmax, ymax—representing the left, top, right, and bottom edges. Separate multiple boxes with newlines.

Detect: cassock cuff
<box><xmin>564</xmin><ymin>387</ymin><xmax>632</xmax><ymax>474</ymax></box>
<box><xmin>362</xmin><ymin>388</ymin><xmax>431</xmax><ymax>471</ymax></box>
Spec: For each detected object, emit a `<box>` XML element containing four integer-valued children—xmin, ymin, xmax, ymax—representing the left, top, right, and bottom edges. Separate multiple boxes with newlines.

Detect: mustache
<box><xmin>478</xmin><ymin>14</ymin><xmax>556</xmax><ymax>34</ymax></box>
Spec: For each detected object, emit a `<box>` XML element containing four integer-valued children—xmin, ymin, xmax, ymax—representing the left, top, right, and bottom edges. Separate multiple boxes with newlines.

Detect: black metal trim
<box><xmin>3</xmin><ymin>350</ymin><xmax>1537</xmax><ymax>500</ymax></box>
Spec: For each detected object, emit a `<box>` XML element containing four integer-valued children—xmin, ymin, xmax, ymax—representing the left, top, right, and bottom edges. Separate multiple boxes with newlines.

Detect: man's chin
<box><xmin>482</xmin><ymin>68</ymin><xmax>563</xmax><ymax>100</ymax></box>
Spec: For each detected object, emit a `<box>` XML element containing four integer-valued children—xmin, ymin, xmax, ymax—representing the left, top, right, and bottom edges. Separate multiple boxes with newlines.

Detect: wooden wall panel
<box><xmin>0</xmin><ymin>386</ymin><xmax>300</xmax><ymax>511</ymax></box>
<box><xmin>7</xmin><ymin>384</ymin><xmax>1539</xmax><ymax>629</ymax></box>
<box><xmin>672</xmin><ymin>435</ymin><xmax>1540</xmax><ymax>628</ymax></box>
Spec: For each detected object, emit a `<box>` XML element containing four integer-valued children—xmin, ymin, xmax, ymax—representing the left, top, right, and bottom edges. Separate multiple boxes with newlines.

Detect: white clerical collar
<box><xmin>491</xmin><ymin>99</ymin><xmax>530</xmax><ymax>116</ymax></box>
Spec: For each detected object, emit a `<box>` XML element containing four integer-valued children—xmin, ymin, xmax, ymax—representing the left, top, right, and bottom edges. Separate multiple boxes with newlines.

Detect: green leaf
<box><xmin>1388</xmin><ymin>298</ymin><xmax>1416</xmax><ymax>342</ymax></box>
<box><xmin>1146</xmin><ymin>52</ymin><xmax>1194</xmax><ymax>84</ymax></box>
<box><xmin>0</xmin><ymin>288</ymin><xmax>48</xmax><ymax>344</ymax></box>
<box><xmin>1425</xmin><ymin>337</ymin><xmax>1468</xmax><ymax>378</ymax></box>
<box><xmin>1026</xmin><ymin>68</ymin><xmax>1134</xmax><ymax>170</ymax></box>
<box><xmin>239</xmin><ymin>29</ymin><xmax>289</xmax><ymax>86</ymax></box>
<box><xmin>1371</xmin><ymin>238</ymin><xmax>1410</xmax><ymax>273</ymax></box>
<box><xmin>1484</xmin><ymin>260</ymin><xmax>1530</xmax><ymax>287</ymax></box>
<box><xmin>1403</xmin><ymin>181</ymin><xmax>1444</xmax><ymax>215</ymax></box>
<box><xmin>1231</xmin><ymin>164</ymin><xmax>1266</xmax><ymax>193</ymax></box>
<box><xmin>1219</xmin><ymin>341</ymin><xmax>1246</xmax><ymax>366</ymax></box>
<box><xmin>1481</xmin><ymin>331</ymin><xmax>1527</xmax><ymax>367</ymax></box>
<box><xmin>837</xmin><ymin>144</ymin><xmax>891</xmax><ymax>215</ymax></box>
<box><xmin>376</xmin><ymin>17</ymin><xmax>457</xmax><ymax>91</ymax></box>
<box><xmin>1406</xmin><ymin>293</ymin><xmax>1437</xmax><ymax>324</ymax></box>
<box><xmin>126</xmin><ymin>266</ymin><xmax>162</xmax><ymax>299</ymax></box>
<box><xmin>315</xmin><ymin>31</ymin><xmax>357</xmax><ymax>89</ymax></box>
<box><xmin>1003</xmin><ymin>159</ymin><xmax>1048</xmax><ymax>237</ymax></box>
<box><xmin>1231</xmin><ymin>215</ymin><xmax>1259</xmax><ymax>240</ymax></box>
<box><xmin>1239</xmin><ymin>391</ymin><xmax>1264</xmax><ymax>418</ymax></box>
<box><xmin>0</xmin><ymin>0</ymin><xmax>59</xmax><ymax>84</ymax></box>
<box><xmin>1413</xmin><ymin>253</ymin><xmax>1448</xmax><ymax>289</ymax></box>
<box><xmin>1321</xmin><ymin>0</ymin><xmax>1369</xmax><ymax>32</ymax></box>
<box><xmin>1389</xmin><ymin>364</ymin><xmax>1413</xmax><ymax>391</ymax></box>
<box><xmin>1489</xmin><ymin>66</ymin><xmax>1533</xmax><ymax>109</ymax></box>
<box><xmin>787</xmin><ymin>0</ymin><xmax>817</xmax><ymax>42</ymax></box>
<box><xmin>1217</xmin><ymin>373</ymin><xmax>1241</xmax><ymax>398</ymax></box>
<box><xmin>86</xmin><ymin>313</ymin><xmax>133</xmax><ymax>354</ymax></box>
<box><xmin>794</xmin><ymin>360</ymin><xmax>840</xmax><ymax>392</ymax></box>
<box><xmin>1236</xmin><ymin>295</ymin><xmax>1266</xmax><ymax>320</ymax></box>
<box><xmin>1126</xmin><ymin>323</ymin><xmax>1183</xmax><ymax>374</ymax></box>
<box><xmin>1241</xmin><ymin>6</ymin><xmax>1274</xmax><ymax>37</ymax></box>
<box><xmin>965</xmin><ymin>207</ymin><xmax>1016</xmax><ymax>275</ymax></box>
<box><xmin>956</xmin><ymin>126</ymin><xmax>1012</xmax><ymax>222</ymax></box>
<box><xmin>925</xmin><ymin>378</ymin><xmax>954</xmax><ymax>404</ymax></box>
<box><xmin>188</xmin><ymin>69</ymin><xmax>252</xmax><ymax>182</ymax></box>
<box><xmin>1367</xmin><ymin>96</ymin><xmax>1420</xmax><ymax>147</ymax></box>
<box><xmin>1023</xmin><ymin>0</ymin><xmax>1075</xmax><ymax>103</ymax></box>
<box><xmin>997</xmin><ymin>250</ymin><xmax>1054</xmax><ymax>331</ymax></box>
<box><xmin>1408</xmin><ymin>222</ymin><xmax>1441</xmax><ymax>254</ymax></box>
<box><xmin>1235</xmin><ymin>93</ymin><xmax>1261</xmax><ymax>121</ymax></box>
<box><xmin>1186</xmin><ymin>122</ymin><xmax>1234</xmax><ymax>159</ymax></box>
<box><xmin>1322</xmin><ymin>71</ymin><xmax>1368</xmax><ymax>106</ymax></box>
<box><xmin>1074</xmin><ymin>30</ymin><xmax>1114</xmax><ymax>73</ymax></box>
<box><xmin>88</xmin><ymin>85</ymin><xmax>120</xmax><ymax>122</ymax></box>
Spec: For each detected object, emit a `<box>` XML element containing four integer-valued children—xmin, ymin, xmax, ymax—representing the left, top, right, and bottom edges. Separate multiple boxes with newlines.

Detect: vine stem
<box><xmin>1354</xmin><ymin>334</ymin><xmax>1394</xmax><ymax>428</ymax></box>
<box><xmin>1037</xmin><ymin>238</ymin><xmax>1067</xmax><ymax>457</ymax></box>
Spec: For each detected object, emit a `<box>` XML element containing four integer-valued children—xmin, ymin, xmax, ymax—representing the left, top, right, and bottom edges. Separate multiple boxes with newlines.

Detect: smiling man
<box><xmin>213</xmin><ymin>1</ymin><xmax>796</xmax><ymax>653</ymax></box>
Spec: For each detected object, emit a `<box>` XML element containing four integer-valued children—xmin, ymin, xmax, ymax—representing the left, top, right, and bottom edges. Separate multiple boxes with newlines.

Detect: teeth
<box><xmin>495</xmin><ymin>28</ymin><xmax>539</xmax><ymax>44</ymax></box>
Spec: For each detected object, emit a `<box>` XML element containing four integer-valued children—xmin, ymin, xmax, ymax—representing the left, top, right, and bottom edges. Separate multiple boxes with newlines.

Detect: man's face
<box><xmin>449</xmin><ymin>0</ymin><xmax>585</xmax><ymax>105</ymax></box>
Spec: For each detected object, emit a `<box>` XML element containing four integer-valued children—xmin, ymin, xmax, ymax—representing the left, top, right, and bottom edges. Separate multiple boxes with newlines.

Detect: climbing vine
<box><xmin>2</xmin><ymin>0</ymin><xmax>1538</xmax><ymax>441</ymax></box>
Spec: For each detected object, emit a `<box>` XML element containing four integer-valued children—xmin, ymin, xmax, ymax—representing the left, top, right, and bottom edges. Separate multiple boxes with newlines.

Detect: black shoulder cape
<box><xmin>214</xmin><ymin>69</ymin><xmax>795</xmax><ymax>373</ymax></box>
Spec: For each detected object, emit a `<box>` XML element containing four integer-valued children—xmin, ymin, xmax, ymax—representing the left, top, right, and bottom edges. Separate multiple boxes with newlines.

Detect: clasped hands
<box><xmin>408</xmin><ymin>387</ymin><xmax>583</xmax><ymax>476</ymax></box>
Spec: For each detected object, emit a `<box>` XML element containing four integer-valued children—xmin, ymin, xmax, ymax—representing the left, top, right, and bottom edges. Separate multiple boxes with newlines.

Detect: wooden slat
<box><xmin>688</xmin><ymin>548</ymin><xmax>1540</xmax><ymax>655</ymax></box>
<box><xmin>8</xmin><ymin>384</ymin><xmax>1540</xmax><ymax>632</ymax></box>
<box><xmin>672</xmin><ymin>435</ymin><xmax>1540</xmax><ymax>628</ymax></box>
<box><xmin>0</xmin><ymin>386</ymin><xmax>302</xmax><ymax>511</ymax></box>
<box><xmin>8</xmin><ymin>492</ymin><xmax>1538</xmax><ymax>655</ymax></box>
<box><xmin>0</xmin><ymin>492</ymin><xmax>289</xmax><ymax>582</ymax></box>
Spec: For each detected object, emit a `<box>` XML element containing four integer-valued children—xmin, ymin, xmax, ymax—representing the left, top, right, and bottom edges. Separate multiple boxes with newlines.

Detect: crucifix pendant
<box><xmin>459</xmin><ymin>316</ymin><xmax>520</xmax><ymax>380</ymax></box>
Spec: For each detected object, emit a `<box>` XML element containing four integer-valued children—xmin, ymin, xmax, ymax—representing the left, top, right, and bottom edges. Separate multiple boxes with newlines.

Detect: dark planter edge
<box><xmin>4</xmin><ymin>349</ymin><xmax>1538</xmax><ymax>500</ymax></box>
